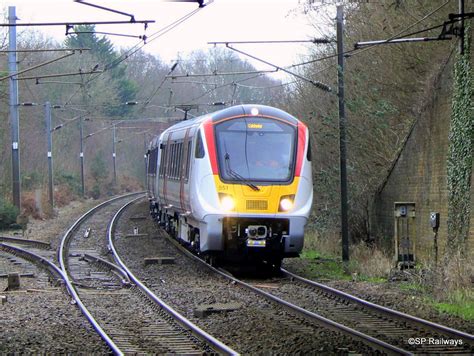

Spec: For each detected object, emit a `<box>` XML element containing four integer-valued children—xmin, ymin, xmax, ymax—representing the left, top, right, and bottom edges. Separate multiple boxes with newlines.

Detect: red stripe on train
<box><xmin>203</xmin><ymin>119</ymin><xmax>218</xmax><ymax>175</ymax></box>
<box><xmin>295</xmin><ymin>122</ymin><xmax>307</xmax><ymax>177</ymax></box>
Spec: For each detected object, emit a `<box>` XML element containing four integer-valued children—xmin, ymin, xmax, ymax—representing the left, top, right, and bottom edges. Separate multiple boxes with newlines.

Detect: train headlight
<box><xmin>219</xmin><ymin>193</ymin><xmax>235</xmax><ymax>212</ymax></box>
<box><xmin>279</xmin><ymin>195</ymin><xmax>295</xmax><ymax>212</ymax></box>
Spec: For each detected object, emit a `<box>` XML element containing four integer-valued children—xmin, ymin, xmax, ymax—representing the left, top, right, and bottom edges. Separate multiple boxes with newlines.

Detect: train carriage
<box><xmin>147</xmin><ymin>104</ymin><xmax>313</xmax><ymax>268</ymax></box>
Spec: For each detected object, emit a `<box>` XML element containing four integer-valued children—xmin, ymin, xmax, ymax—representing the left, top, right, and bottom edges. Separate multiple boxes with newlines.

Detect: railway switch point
<box><xmin>194</xmin><ymin>303</ymin><xmax>241</xmax><ymax>318</ymax></box>
<box><xmin>144</xmin><ymin>257</ymin><xmax>175</xmax><ymax>266</ymax></box>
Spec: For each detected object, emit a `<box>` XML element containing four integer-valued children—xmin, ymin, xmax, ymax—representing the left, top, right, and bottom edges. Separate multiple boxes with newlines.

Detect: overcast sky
<box><xmin>3</xmin><ymin>0</ymin><xmax>321</xmax><ymax>71</ymax></box>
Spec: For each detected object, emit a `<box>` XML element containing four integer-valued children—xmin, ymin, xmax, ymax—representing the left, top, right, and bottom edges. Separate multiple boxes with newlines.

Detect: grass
<box><xmin>300</xmin><ymin>249</ymin><xmax>323</xmax><ymax>260</ymax></box>
<box><xmin>301</xmin><ymin>229</ymin><xmax>474</xmax><ymax>321</ymax></box>
<box><xmin>398</xmin><ymin>282</ymin><xmax>426</xmax><ymax>293</ymax></box>
<box><xmin>299</xmin><ymin>254</ymin><xmax>352</xmax><ymax>281</ymax></box>
<box><xmin>430</xmin><ymin>290</ymin><xmax>474</xmax><ymax>321</ymax></box>
<box><xmin>360</xmin><ymin>276</ymin><xmax>386</xmax><ymax>283</ymax></box>
<box><xmin>432</xmin><ymin>302</ymin><xmax>474</xmax><ymax>321</ymax></box>
<box><xmin>301</xmin><ymin>230</ymin><xmax>391</xmax><ymax>282</ymax></box>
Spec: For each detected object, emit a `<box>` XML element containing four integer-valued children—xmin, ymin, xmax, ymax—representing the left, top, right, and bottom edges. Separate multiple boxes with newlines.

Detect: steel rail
<box><xmin>82</xmin><ymin>253</ymin><xmax>131</xmax><ymax>285</ymax></box>
<box><xmin>107</xmin><ymin>197</ymin><xmax>238</xmax><ymax>356</ymax></box>
<box><xmin>0</xmin><ymin>236</ymin><xmax>51</xmax><ymax>249</ymax></box>
<box><xmin>282</xmin><ymin>268</ymin><xmax>474</xmax><ymax>346</ymax></box>
<box><xmin>0</xmin><ymin>242</ymin><xmax>65</xmax><ymax>283</ymax></box>
<box><xmin>160</xmin><ymin>234</ymin><xmax>410</xmax><ymax>355</ymax></box>
<box><xmin>58</xmin><ymin>192</ymin><xmax>144</xmax><ymax>356</ymax></box>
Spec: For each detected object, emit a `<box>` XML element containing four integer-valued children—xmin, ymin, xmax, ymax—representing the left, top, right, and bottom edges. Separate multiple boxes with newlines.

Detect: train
<box><xmin>146</xmin><ymin>104</ymin><xmax>313</xmax><ymax>269</ymax></box>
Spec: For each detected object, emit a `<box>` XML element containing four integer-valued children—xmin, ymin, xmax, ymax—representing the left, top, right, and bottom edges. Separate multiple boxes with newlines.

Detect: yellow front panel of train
<box><xmin>214</xmin><ymin>175</ymin><xmax>299</xmax><ymax>214</ymax></box>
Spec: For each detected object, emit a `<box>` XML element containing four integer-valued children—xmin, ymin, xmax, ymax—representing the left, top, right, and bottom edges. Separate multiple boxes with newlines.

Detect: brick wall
<box><xmin>371</xmin><ymin>56</ymin><xmax>474</xmax><ymax>263</ymax></box>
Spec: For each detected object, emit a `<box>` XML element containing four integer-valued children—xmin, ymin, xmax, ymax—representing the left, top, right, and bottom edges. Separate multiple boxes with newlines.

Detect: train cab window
<box><xmin>215</xmin><ymin>117</ymin><xmax>296</xmax><ymax>183</ymax></box>
<box><xmin>195</xmin><ymin>131</ymin><xmax>205</xmax><ymax>159</ymax></box>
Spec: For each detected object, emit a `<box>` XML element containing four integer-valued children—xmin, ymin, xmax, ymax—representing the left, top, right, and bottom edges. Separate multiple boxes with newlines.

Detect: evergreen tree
<box><xmin>65</xmin><ymin>25</ymin><xmax>137</xmax><ymax>117</ymax></box>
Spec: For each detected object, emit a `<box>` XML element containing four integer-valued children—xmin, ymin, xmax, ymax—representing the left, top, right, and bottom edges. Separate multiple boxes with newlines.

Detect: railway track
<box><xmin>277</xmin><ymin>269</ymin><xmax>474</xmax><ymax>354</ymax></box>
<box><xmin>6</xmin><ymin>194</ymin><xmax>468</xmax><ymax>354</ymax></box>
<box><xmin>0</xmin><ymin>236</ymin><xmax>61</xmax><ymax>289</ymax></box>
<box><xmin>0</xmin><ymin>237</ymin><xmax>110</xmax><ymax>354</ymax></box>
<box><xmin>58</xmin><ymin>193</ymin><xmax>235</xmax><ymax>355</ymax></box>
<box><xmin>144</xmin><ymin>217</ymin><xmax>473</xmax><ymax>355</ymax></box>
<box><xmin>0</xmin><ymin>239</ymin><xmax>63</xmax><ymax>287</ymax></box>
<box><xmin>169</xmin><ymin>240</ymin><xmax>410</xmax><ymax>354</ymax></box>
<box><xmin>109</xmin><ymin>202</ymin><xmax>383</xmax><ymax>354</ymax></box>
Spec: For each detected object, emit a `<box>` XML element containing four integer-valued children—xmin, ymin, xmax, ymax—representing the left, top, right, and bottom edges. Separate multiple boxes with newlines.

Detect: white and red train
<box><xmin>146</xmin><ymin>104</ymin><xmax>313</xmax><ymax>268</ymax></box>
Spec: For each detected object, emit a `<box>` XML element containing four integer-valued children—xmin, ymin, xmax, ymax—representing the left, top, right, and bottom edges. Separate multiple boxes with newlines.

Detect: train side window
<box><xmin>166</xmin><ymin>144</ymin><xmax>173</xmax><ymax>178</ymax></box>
<box><xmin>176</xmin><ymin>143</ymin><xmax>181</xmax><ymax>179</ymax></box>
<box><xmin>159</xmin><ymin>144</ymin><xmax>167</xmax><ymax>177</ymax></box>
<box><xmin>154</xmin><ymin>148</ymin><xmax>159</xmax><ymax>172</ymax></box>
<box><xmin>149</xmin><ymin>148</ymin><xmax>158</xmax><ymax>174</ymax></box>
<box><xmin>172</xmin><ymin>142</ymin><xmax>182</xmax><ymax>180</ymax></box>
<box><xmin>175</xmin><ymin>143</ymin><xmax>179</xmax><ymax>179</ymax></box>
<box><xmin>169</xmin><ymin>144</ymin><xmax>173</xmax><ymax>179</ymax></box>
<box><xmin>184</xmin><ymin>141</ymin><xmax>192</xmax><ymax>180</ymax></box>
<box><xmin>148</xmin><ymin>149</ymin><xmax>153</xmax><ymax>174</ymax></box>
<box><xmin>195</xmin><ymin>131</ymin><xmax>205</xmax><ymax>159</ymax></box>
<box><xmin>177</xmin><ymin>142</ymin><xmax>183</xmax><ymax>179</ymax></box>
<box><xmin>171</xmin><ymin>144</ymin><xmax>177</xmax><ymax>179</ymax></box>
<box><xmin>173</xmin><ymin>143</ymin><xmax>178</xmax><ymax>179</ymax></box>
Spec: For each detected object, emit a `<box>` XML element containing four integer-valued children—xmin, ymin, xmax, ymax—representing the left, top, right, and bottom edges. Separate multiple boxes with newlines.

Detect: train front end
<box><xmin>197</xmin><ymin>105</ymin><xmax>313</xmax><ymax>267</ymax></box>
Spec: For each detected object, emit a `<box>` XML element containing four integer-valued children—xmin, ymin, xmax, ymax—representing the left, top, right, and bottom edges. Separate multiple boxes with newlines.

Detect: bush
<box><xmin>118</xmin><ymin>176</ymin><xmax>143</xmax><ymax>193</ymax></box>
<box><xmin>21</xmin><ymin>171</ymin><xmax>43</xmax><ymax>190</ymax></box>
<box><xmin>55</xmin><ymin>172</ymin><xmax>82</xmax><ymax>196</ymax></box>
<box><xmin>54</xmin><ymin>185</ymin><xmax>76</xmax><ymax>207</ymax></box>
<box><xmin>0</xmin><ymin>197</ymin><xmax>19</xmax><ymax>230</ymax></box>
<box><xmin>21</xmin><ymin>191</ymin><xmax>43</xmax><ymax>219</ymax></box>
<box><xmin>349</xmin><ymin>241</ymin><xmax>392</xmax><ymax>279</ymax></box>
<box><xmin>90</xmin><ymin>184</ymin><xmax>101</xmax><ymax>199</ymax></box>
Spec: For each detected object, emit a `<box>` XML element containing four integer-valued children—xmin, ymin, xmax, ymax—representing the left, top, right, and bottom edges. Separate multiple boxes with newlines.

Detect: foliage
<box><xmin>21</xmin><ymin>171</ymin><xmax>43</xmax><ymax>190</ymax></box>
<box><xmin>90</xmin><ymin>184</ymin><xmax>101</xmax><ymax>200</ymax></box>
<box><xmin>298</xmin><ymin>251</ymin><xmax>352</xmax><ymax>281</ymax></box>
<box><xmin>287</xmin><ymin>1</ymin><xmax>458</xmax><ymax>240</ymax></box>
<box><xmin>398</xmin><ymin>282</ymin><xmax>426</xmax><ymax>293</ymax></box>
<box><xmin>65</xmin><ymin>25</ymin><xmax>138</xmax><ymax>117</ymax></box>
<box><xmin>349</xmin><ymin>241</ymin><xmax>392</xmax><ymax>278</ymax></box>
<box><xmin>446</xmin><ymin>26</ymin><xmax>473</xmax><ymax>252</ymax></box>
<box><xmin>55</xmin><ymin>172</ymin><xmax>82</xmax><ymax>196</ymax></box>
<box><xmin>302</xmin><ymin>230</ymin><xmax>390</xmax><ymax>280</ymax></box>
<box><xmin>90</xmin><ymin>152</ymin><xmax>109</xmax><ymax>184</ymax></box>
<box><xmin>430</xmin><ymin>290</ymin><xmax>474</xmax><ymax>321</ymax></box>
<box><xmin>53</xmin><ymin>185</ymin><xmax>76</xmax><ymax>207</ymax></box>
<box><xmin>21</xmin><ymin>191</ymin><xmax>43</xmax><ymax>219</ymax></box>
<box><xmin>0</xmin><ymin>197</ymin><xmax>19</xmax><ymax>230</ymax></box>
<box><xmin>65</xmin><ymin>25</ymin><xmax>116</xmax><ymax>63</ymax></box>
<box><xmin>1</xmin><ymin>20</ymin><xmax>286</xmax><ymax>210</ymax></box>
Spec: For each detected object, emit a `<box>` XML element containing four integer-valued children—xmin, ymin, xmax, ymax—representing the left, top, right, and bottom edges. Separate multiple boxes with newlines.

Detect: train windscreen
<box><xmin>215</xmin><ymin>117</ymin><xmax>296</xmax><ymax>183</ymax></box>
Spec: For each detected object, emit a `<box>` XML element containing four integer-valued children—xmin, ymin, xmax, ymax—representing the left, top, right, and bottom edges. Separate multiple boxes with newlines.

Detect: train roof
<box><xmin>147</xmin><ymin>104</ymin><xmax>301</xmax><ymax>149</ymax></box>
<box><xmin>164</xmin><ymin>104</ymin><xmax>299</xmax><ymax>131</ymax></box>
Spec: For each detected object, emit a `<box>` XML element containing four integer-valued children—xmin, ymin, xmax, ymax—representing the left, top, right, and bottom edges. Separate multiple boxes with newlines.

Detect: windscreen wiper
<box><xmin>224</xmin><ymin>153</ymin><xmax>260</xmax><ymax>191</ymax></box>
